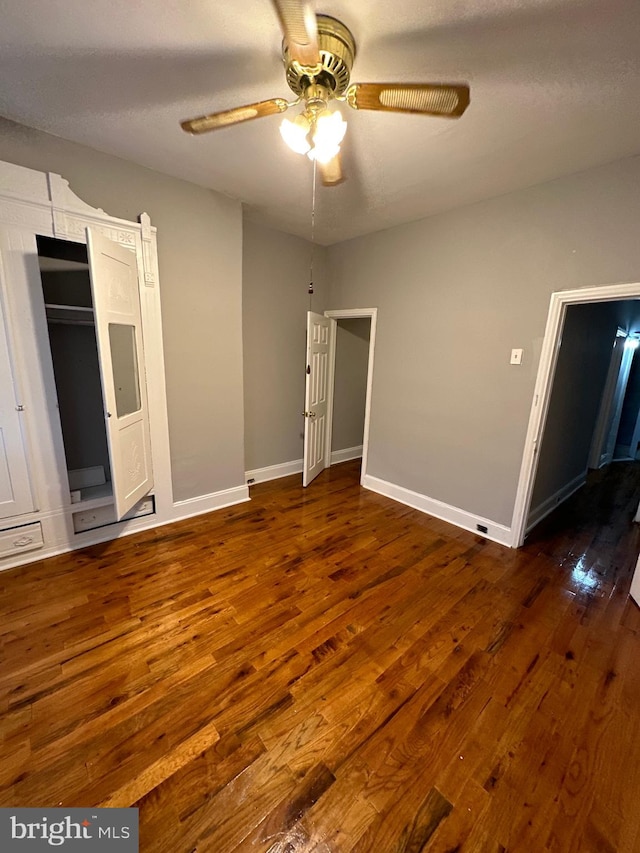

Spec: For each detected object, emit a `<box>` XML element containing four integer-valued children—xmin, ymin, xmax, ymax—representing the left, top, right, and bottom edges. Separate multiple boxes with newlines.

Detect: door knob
<box><xmin>301</xmin><ymin>411</ymin><xmax>316</xmax><ymax>418</ymax></box>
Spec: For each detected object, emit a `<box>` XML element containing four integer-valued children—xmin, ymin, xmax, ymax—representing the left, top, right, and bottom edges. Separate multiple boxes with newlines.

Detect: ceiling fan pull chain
<box><xmin>309</xmin><ymin>157</ymin><xmax>317</xmax><ymax>308</ymax></box>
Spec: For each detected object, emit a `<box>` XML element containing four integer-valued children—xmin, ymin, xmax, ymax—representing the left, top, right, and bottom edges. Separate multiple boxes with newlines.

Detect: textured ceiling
<box><xmin>1</xmin><ymin>0</ymin><xmax>639</xmax><ymax>244</ymax></box>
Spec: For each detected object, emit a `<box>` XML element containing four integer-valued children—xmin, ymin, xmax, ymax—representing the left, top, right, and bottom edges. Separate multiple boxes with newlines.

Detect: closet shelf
<box><xmin>45</xmin><ymin>303</ymin><xmax>95</xmax><ymax>326</ymax></box>
<box><xmin>44</xmin><ymin>303</ymin><xmax>94</xmax><ymax>313</ymax></box>
<box><xmin>70</xmin><ymin>482</ymin><xmax>114</xmax><ymax>511</ymax></box>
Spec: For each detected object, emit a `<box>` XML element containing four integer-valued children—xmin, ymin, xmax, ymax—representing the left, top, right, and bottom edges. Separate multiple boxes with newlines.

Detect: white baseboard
<box><xmin>362</xmin><ymin>474</ymin><xmax>512</xmax><ymax>547</ymax></box>
<box><xmin>245</xmin><ymin>460</ymin><xmax>303</xmax><ymax>484</ymax></box>
<box><xmin>246</xmin><ymin>447</ymin><xmax>363</xmax><ymax>483</ymax></box>
<box><xmin>171</xmin><ymin>484</ymin><xmax>250</xmax><ymax>521</ymax></box>
<box><xmin>526</xmin><ymin>470</ymin><xmax>586</xmax><ymax>532</ymax></box>
<box><xmin>331</xmin><ymin>445</ymin><xmax>363</xmax><ymax>465</ymax></box>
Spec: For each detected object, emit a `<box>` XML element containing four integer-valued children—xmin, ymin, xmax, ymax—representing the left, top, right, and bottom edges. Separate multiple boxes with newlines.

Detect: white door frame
<box><xmin>511</xmin><ymin>282</ymin><xmax>640</xmax><ymax>548</ymax></box>
<box><xmin>324</xmin><ymin>308</ymin><xmax>377</xmax><ymax>486</ymax></box>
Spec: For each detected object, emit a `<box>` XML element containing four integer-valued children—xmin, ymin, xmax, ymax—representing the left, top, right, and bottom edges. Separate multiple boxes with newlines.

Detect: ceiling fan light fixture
<box><xmin>181</xmin><ymin>9</ymin><xmax>470</xmax><ymax>192</ymax></box>
<box><xmin>280</xmin><ymin>113</ymin><xmax>312</xmax><ymax>154</ymax></box>
<box><xmin>307</xmin><ymin>143</ymin><xmax>340</xmax><ymax>165</ymax></box>
<box><xmin>307</xmin><ymin>108</ymin><xmax>347</xmax><ymax>163</ymax></box>
<box><xmin>314</xmin><ymin>109</ymin><xmax>347</xmax><ymax>145</ymax></box>
<box><xmin>281</xmin><ymin>107</ymin><xmax>347</xmax><ymax>164</ymax></box>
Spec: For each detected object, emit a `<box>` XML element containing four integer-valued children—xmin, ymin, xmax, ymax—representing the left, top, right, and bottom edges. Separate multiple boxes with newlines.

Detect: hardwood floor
<box><xmin>1</xmin><ymin>460</ymin><xmax>640</xmax><ymax>851</ymax></box>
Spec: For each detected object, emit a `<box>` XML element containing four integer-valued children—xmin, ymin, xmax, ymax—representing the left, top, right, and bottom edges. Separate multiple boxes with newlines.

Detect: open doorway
<box><xmin>322</xmin><ymin>308</ymin><xmax>377</xmax><ymax>486</ymax></box>
<box><xmin>512</xmin><ymin>283</ymin><xmax>640</xmax><ymax>546</ymax></box>
<box><xmin>329</xmin><ymin>317</ymin><xmax>370</xmax><ymax>464</ymax></box>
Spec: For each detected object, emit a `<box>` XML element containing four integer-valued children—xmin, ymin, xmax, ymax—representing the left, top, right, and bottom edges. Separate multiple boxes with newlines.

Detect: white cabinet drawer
<box><xmin>0</xmin><ymin>521</ymin><xmax>44</xmax><ymax>558</ymax></box>
<box><xmin>72</xmin><ymin>495</ymin><xmax>155</xmax><ymax>534</ymax></box>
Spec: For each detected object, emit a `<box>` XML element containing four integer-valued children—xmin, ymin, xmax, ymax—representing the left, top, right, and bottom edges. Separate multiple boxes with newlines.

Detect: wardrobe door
<box><xmin>0</xmin><ymin>275</ymin><xmax>34</xmax><ymax>519</ymax></box>
<box><xmin>86</xmin><ymin>228</ymin><xmax>153</xmax><ymax>520</ymax></box>
<box><xmin>0</xmin><ymin>356</ymin><xmax>34</xmax><ymax>520</ymax></box>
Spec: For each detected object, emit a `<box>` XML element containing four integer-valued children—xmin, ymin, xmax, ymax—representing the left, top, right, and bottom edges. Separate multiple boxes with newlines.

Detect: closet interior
<box><xmin>36</xmin><ymin>235</ymin><xmax>155</xmax><ymax>533</ymax></box>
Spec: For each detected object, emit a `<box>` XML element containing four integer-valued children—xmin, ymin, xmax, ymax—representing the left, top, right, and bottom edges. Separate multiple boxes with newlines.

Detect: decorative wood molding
<box><xmin>139</xmin><ymin>212</ymin><xmax>156</xmax><ymax>287</ymax></box>
<box><xmin>0</xmin><ymin>161</ymin><xmax>140</xmax><ymax>249</ymax></box>
<box><xmin>47</xmin><ymin>172</ymin><xmax>106</xmax><ymax>216</ymax></box>
<box><xmin>0</xmin><ymin>198</ymin><xmax>51</xmax><ymax>233</ymax></box>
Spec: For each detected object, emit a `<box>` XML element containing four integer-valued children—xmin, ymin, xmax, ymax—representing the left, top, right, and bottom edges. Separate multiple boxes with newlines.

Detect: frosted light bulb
<box><xmin>308</xmin><ymin>109</ymin><xmax>347</xmax><ymax>163</ymax></box>
<box><xmin>280</xmin><ymin>114</ymin><xmax>312</xmax><ymax>155</ymax></box>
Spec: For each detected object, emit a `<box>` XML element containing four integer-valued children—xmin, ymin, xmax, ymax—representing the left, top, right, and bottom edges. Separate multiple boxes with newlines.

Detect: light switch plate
<box><xmin>510</xmin><ymin>348</ymin><xmax>523</xmax><ymax>365</ymax></box>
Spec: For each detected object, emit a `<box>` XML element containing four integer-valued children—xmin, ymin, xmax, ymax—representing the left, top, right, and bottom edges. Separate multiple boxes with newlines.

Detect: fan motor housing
<box><xmin>283</xmin><ymin>15</ymin><xmax>356</xmax><ymax>98</ymax></box>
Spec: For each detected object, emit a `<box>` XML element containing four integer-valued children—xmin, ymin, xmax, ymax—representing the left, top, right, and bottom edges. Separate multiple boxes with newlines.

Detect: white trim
<box><xmin>171</xmin><ymin>485</ymin><xmax>249</xmax><ymax>521</ymax></box>
<box><xmin>324</xmin><ymin>308</ymin><xmax>377</xmax><ymax>488</ymax></box>
<box><xmin>324</xmin><ymin>316</ymin><xmax>337</xmax><ymax>471</ymax></box>
<box><xmin>245</xmin><ymin>459</ymin><xmax>303</xmax><ymax>484</ymax></box>
<box><xmin>511</xmin><ymin>281</ymin><xmax>640</xmax><ymax>548</ymax></box>
<box><xmin>363</xmin><ymin>474</ymin><xmax>512</xmax><ymax>547</ymax></box>
<box><xmin>331</xmin><ymin>445</ymin><xmax>363</xmax><ymax>465</ymax></box>
<box><xmin>526</xmin><ymin>470</ymin><xmax>587</xmax><ymax>532</ymax></box>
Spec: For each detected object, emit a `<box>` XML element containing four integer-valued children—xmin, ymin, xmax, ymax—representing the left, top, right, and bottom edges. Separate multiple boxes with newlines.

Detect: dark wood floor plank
<box><xmin>1</xmin><ymin>459</ymin><xmax>639</xmax><ymax>851</ymax></box>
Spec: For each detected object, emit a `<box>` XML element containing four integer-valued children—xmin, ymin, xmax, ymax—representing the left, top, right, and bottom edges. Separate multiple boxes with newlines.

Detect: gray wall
<box><xmin>0</xmin><ymin>118</ymin><xmax>245</xmax><ymax>501</ymax></box>
<box><xmin>327</xmin><ymin>156</ymin><xmax>640</xmax><ymax>527</ymax></box>
<box><xmin>529</xmin><ymin>302</ymin><xmax>619</xmax><ymax>513</ymax></box>
<box><xmin>5</xmin><ymin>116</ymin><xmax>640</xmax><ymax>532</ymax></box>
<box><xmin>331</xmin><ymin>318</ymin><xmax>370</xmax><ymax>453</ymax></box>
<box><xmin>242</xmin><ymin>219</ymin><xmax>328</xmax><ymax>472</ymax></box>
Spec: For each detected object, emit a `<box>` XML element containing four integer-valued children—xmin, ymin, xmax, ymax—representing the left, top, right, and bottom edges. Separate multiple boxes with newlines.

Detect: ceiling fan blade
<box><xmin>271</xmin><ymin>0</ymin><xmax>320</xmax><ymax>67</ymax></box>
<box><xmin>181</xmin><ymin>98</ymin><xmax>289</xmax><ymax>134</ymax></box>
<box><xmin>319</xmin><ymin>154</ymin><xmax>344</xmax><ymax>186</ymax></box>
<box><xmin>346</xmin><ymin>83</ymin><xmax>470</xmax><ymax>118</ymax></box>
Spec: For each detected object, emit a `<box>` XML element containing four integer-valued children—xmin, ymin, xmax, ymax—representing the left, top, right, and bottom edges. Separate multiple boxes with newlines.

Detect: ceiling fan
<box><xmin>181</xmin><ymin>0</ymin><xmax>470</xmax><ymax>186</ymax></box>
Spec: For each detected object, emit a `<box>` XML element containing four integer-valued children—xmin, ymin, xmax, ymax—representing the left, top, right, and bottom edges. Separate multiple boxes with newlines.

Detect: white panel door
<box><xmin>86</xmin><ymin>228</ymin><xmax>153</xmax><ymax>519</ymax></box>
<box><xmin>0</xmin><ymin>290</ymin><xmax>34</xmax><ymax>519</ymax></box>
<box><xmin>303</xmin><ymin>311</ymin><xmax>333</xmax><ymax>487</ymax></box>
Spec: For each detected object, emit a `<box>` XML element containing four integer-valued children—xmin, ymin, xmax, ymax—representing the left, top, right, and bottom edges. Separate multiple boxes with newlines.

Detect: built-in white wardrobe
<box><xmin>0</xmin><ymin>159</ymin><xmax>174</xmax><ymax>570</ymax></box>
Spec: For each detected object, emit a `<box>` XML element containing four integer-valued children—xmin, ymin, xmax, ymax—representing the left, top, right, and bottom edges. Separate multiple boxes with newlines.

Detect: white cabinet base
<box><xmin>0</xmin><ymin>521</ymin><xmax>44</xmax><ymax>558</ymax></box>
<box><xmin>72</xmin><ymin>495</ymin><xmax>155</xmax><ymax>534</ymax></box>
